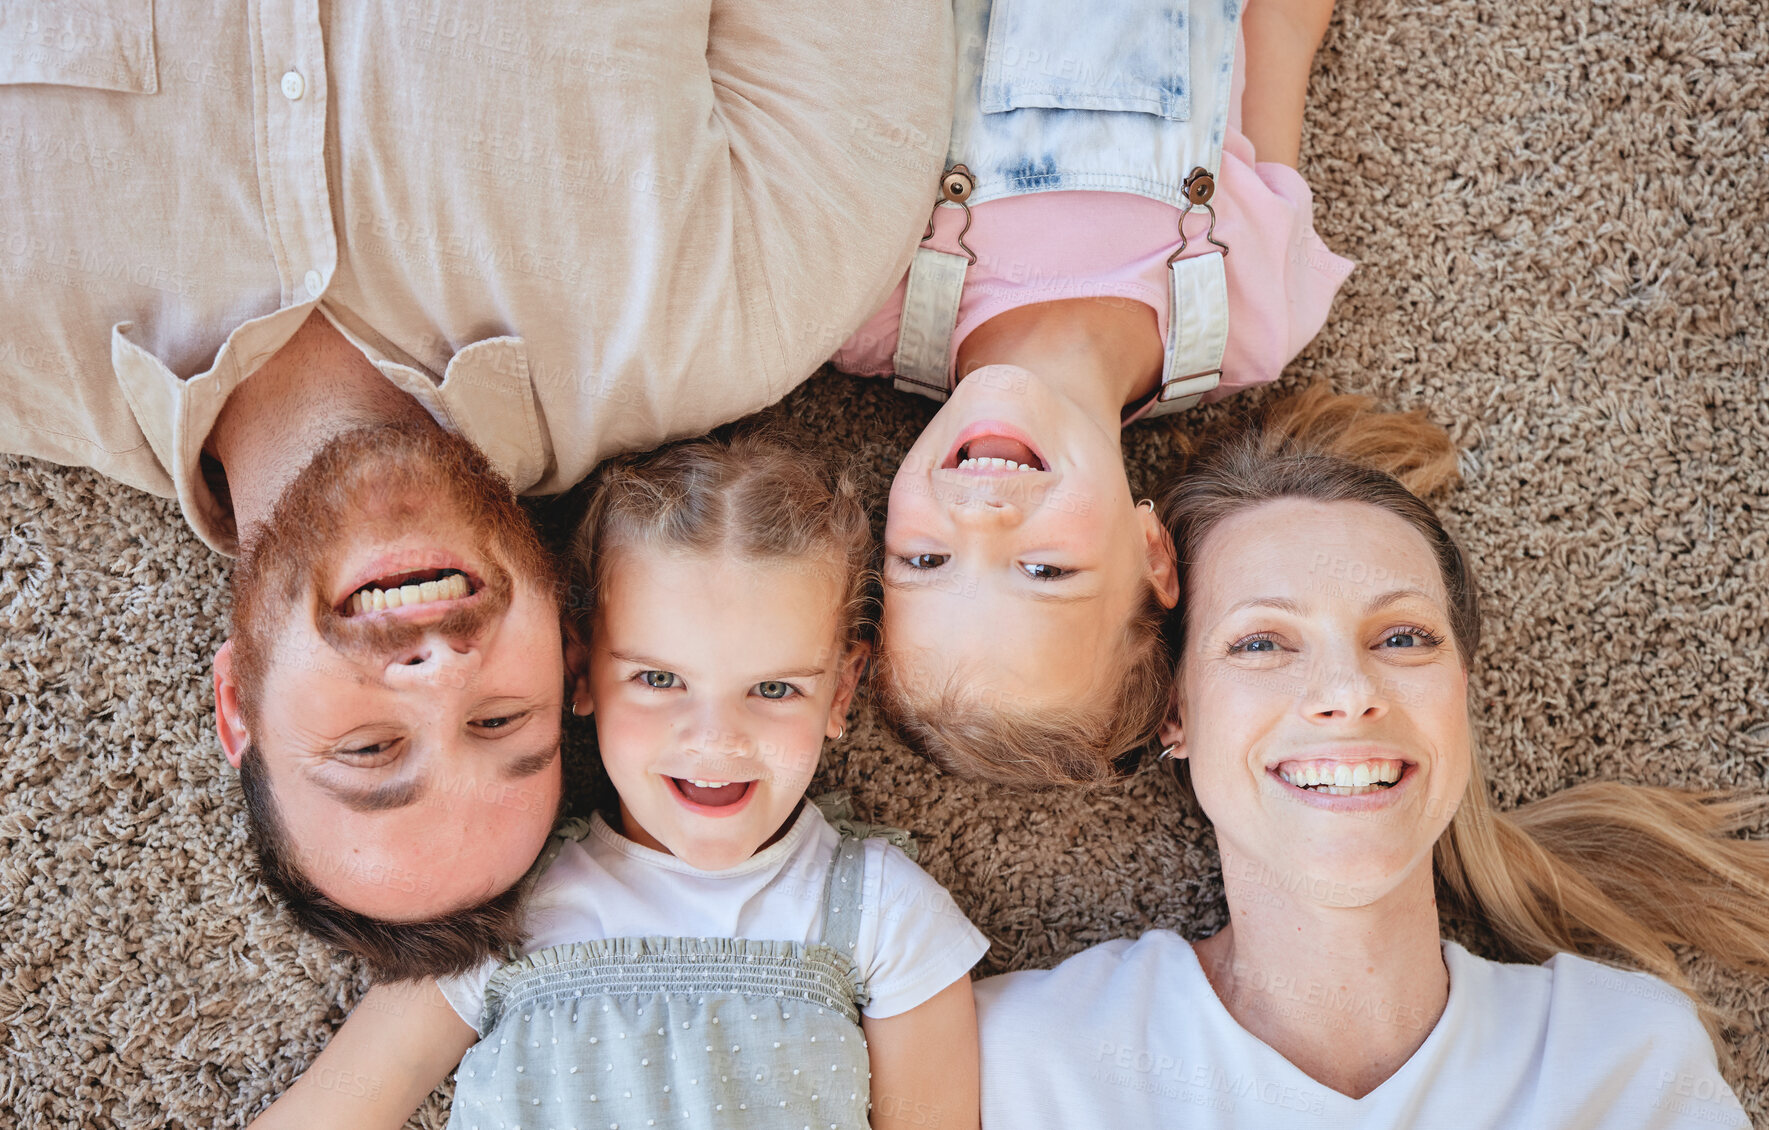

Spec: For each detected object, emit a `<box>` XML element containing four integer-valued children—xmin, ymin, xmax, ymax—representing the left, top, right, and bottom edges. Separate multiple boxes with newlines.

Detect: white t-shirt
<box><xmin>440</xmin><ymin>805</ymin><xmax>989</xmax><ymax>1030</ymax></box>
<box><xmin>975</xmin><ymin>930</ymin><xmax>1750</xmax><ymax>1129</ymax></box>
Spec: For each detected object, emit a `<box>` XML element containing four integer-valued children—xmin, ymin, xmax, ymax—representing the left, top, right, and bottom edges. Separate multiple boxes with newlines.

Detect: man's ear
<box><xmin>1140</xmin><ymin>506</ymin><xmax>1180</xmax><ymax>609</ymax></box>
<box><xmin>826</xmin><ymin>641</ymin><xmax>870</xmax><ymax>739</ymax></box>
<box><xmin>1156</xmin><ymin>677</ymin><xmax>1188</xmax><ymax>759</ymax></box>
<box><xmin>213</xmin><ymin>639</ymin><xmax>251</xmax><ymax>769</ymax></box>
<box><xmin>563</xmin><ymin>618</ymin><xmax>593</xmax><ymax>717</ymax></box>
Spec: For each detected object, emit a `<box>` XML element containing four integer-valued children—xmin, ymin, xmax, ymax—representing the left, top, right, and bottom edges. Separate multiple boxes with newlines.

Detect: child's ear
<box><xmin>1156</xmin><ymin>677</ymin><xmax>1187</xmax><ymax>760</ymax></box>
<box><xmin>826</xmin><ymin>641</ymin><xmax>869</xmax><ymax>739</ymax></box>
<box><xmin>213</xmin><ymin>639</ymin><xmax>251</xmax><ymax>769</ymax></box>
<box><xmin>1139</xmin><ymin>505</ymin><xmax>1180</xmax><ymax>609</ymax></box>
<box><xmin>563</xmin><ymin>618</ymin><xmax>594</xmax><ymax>717</ymax></box>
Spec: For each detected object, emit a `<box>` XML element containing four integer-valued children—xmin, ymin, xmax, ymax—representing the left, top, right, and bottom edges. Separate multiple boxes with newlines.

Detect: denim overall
<box><xmin>446</xmin><ymin>808</ymin><xmax>906</xmax><ymax>1130</ymax></box>
<box><xmin>894</xmin><ymin>0</ymin><xmax>1242</xmax><ymax>419</ymax></box>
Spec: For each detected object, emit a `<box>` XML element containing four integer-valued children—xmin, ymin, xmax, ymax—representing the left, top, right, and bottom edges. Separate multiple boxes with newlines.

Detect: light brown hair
<box><xmin>571</xmin><ymin>423</ymin><xmax>875</xmax><ymax>656</ymax></box>
<box><xmin>1158</xmin><ymin>397</ymin><xmax>1769</xmax><ymax>1052</ymax></box>
<box><xmin>874</xmin><ymin>587</ymin><xmax>1172</xmax><ymax>788</ymax></box>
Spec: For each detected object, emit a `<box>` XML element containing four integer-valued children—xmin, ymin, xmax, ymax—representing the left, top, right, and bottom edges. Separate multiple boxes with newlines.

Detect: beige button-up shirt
<box><xmin>0</xmin><ymin>0</ymin><xmax>951</xmax><ymax>553</ymax></box>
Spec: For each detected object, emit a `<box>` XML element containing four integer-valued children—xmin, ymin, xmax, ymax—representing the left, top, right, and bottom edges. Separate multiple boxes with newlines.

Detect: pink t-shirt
<box><xmin>831</xmin><ymin>47</ymin><xmax>1354</xmax><ymax>410</ymax></box>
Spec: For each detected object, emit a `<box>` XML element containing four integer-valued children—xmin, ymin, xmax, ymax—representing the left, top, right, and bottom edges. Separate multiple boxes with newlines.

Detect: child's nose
<box><xmin>948</xmin><ymin>495</ymin><xmax>1022</xmax><ymax>528</ymax></box>
<box><xmin>686</xmin><ymin>710</ymin><xmax>754</xmax><ymax>759</ymax></box>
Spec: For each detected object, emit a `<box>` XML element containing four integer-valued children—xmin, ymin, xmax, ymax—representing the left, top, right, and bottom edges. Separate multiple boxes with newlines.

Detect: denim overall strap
<box><xmin>1147</xmin><ymin>252</ymin><xmax>1228</xmax><ymax>417</ymax></box>
<box><xmin>817</xmin><ymin>825</ymin><xmax>872</xmax><ymax>959</ymax></box>
<box><xmin>892</xmin><ymin>244</ymin><xmax>968</xmax><ymax>402</ymax></box>
<box><xmin>892</xmin><ymin>0</ymin><xmax>1240</xmax><ymax>415</ymax></box>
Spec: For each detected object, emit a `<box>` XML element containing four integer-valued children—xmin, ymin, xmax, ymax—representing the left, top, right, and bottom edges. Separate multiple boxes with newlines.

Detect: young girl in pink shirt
<box><xmin>835</xmin><ymin>0</ymin><xmax>1356</xmax><ymax>787</ymax></box>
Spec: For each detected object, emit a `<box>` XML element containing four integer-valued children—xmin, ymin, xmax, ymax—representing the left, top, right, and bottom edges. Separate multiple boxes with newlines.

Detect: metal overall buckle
<box><xmin>1168</xmin><ymin>166</ymin><xmax>1230</xmax><ymax>266</ymax></box>
<box><xmin>922</xmin><ymin>164</ymin><xmax>978</xmax><ymax>265</ymax></box>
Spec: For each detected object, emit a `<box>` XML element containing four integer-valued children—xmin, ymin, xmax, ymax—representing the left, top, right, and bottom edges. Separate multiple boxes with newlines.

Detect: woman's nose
<box><xmin>1301</xmin><ymin>656</ymin><xmax>1391</xmax><ymax>723</ymax></box>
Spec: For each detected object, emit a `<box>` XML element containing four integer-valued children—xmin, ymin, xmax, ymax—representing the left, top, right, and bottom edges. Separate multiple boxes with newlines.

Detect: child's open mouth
<box><xmin>670</xmin><ymin>777</ymin><xmax>756</xmax><ymax>809</ymax></box>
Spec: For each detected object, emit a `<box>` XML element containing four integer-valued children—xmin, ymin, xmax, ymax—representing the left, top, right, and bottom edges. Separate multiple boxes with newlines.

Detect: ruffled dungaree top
<box><xmin>446</xmin><ymin>809</ymin><xmax>911</xmax><ymax>1130</ymax></box>
<box><xmin>894</xmin><ymin>0</ymin><xmax>1242</xmax><ymax>422</ymax></box>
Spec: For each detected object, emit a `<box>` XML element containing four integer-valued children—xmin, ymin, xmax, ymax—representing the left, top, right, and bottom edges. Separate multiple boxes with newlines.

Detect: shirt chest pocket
<box><xmin>0</xmin><ymin>0</ymin><xmax>156</xmax><ymax>93</ymax></box>
<box><xmin>979</xmin><ymin>0</ymin><xmax>1191</xmax><ymax>122</ymax></box>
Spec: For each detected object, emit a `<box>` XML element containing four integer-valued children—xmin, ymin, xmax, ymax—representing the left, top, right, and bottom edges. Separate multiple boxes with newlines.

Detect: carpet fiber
<box><xmin>2</xmin><ymin>0</ymin><xmax>1766</xmax><ymax>1124</ymax></box>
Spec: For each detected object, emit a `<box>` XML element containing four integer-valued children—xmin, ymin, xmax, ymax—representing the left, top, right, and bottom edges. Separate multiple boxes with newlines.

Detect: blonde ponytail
<box><xmin>1437</xmin><ymin>772</ymin><xmax>1769</xmax><ymax>1053</ymax></box>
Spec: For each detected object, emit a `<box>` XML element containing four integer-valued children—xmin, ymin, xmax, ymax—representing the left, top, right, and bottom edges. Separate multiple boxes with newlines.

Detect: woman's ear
<box><xmin>213</xmin><ymin>639</ymin><xmax>250</xmax><ymax>769</ymax></box>
<box><xmin>827</xmin><ymin>641</ymin><xmax>870</xmax><ymax>739</ymax></box>
<box><xmin>1157</xmin><ymin>678</ymin><xmax>1188</xmax><ymax>760</ymax></box>
<box><xmin>563</xmin><ymin>618</ymin><xmax>594</xmax><ymax>717</ymax></box>
<box><xmin>1140</xmin><ymin>506</ymin><xmax>1180</xmax><ymax>609</ymax></box>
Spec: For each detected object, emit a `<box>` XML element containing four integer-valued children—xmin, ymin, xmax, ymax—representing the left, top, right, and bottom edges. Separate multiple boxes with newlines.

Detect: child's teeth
<box><xmin>956</xmin><ymin>457</ymin><xmax>1031</xmax><ymax>471</ymax></box>
<box><xmin>689</xmin><ymin>779</ymin><xmax>731</xmax><ymax>789</ymax></box>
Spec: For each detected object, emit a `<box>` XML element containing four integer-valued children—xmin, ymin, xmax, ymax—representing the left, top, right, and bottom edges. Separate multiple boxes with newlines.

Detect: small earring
<box><xmin>570</xmin><ymin>698</ymin><xmax>589</xmax><ymax>717</ymax></box>
<box><xmin>1158</xmin><ymin>744</ymin><xmax>1177</xmax><ymax>760</ymax></box>
<box><xmin>1137</xmin><ymin>498</ymin><xmax>1155</xmax><ymax>512</ymax></box>
<box><xmin>835</xmin><ymin>724</ymin><xmax>846</xmax><ymax>742</ymax></box>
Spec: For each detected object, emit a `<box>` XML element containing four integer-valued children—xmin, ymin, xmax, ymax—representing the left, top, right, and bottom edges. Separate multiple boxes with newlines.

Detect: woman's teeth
<box><xmin>688</xmin><ymin>779</ymin><xmax>731</xmax><ymax>789</ymax></box>
<box><xmin>1279</xmin><ymin>760</ymin><xmax>1404</xmax><ymax>795</ymax></box>
<box><xmin>957</xmin><ymin>457</ymin><xmax>1035</xmax><ymax>471</ymax></box>
<box><xmin>347</xmin><ymin>572</ymin><xmax>470</xmax><ymax>615</ymax></box>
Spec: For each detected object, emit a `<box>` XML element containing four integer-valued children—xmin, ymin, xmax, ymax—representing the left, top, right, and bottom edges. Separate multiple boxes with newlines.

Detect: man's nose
<box><xmin>383</xmin><ymin>630</ymin><xmax>481</xmax><ymax>689</ymax></box>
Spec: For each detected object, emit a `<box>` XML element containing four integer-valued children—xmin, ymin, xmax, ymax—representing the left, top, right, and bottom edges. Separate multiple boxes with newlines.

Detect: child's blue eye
<box><xmin>754</xmin><ymin>681</ymin><xmax>797</xmax><ymax>700</ymax></box>
<box><xmin>902</xmin><ymin>553</ymin><xmax>948</xmax><ymax>570</ymax></box>
<box><xmin>640</xmin><ymin>671</ymin><xmax>679</xmax><ymax>689</ymax></box>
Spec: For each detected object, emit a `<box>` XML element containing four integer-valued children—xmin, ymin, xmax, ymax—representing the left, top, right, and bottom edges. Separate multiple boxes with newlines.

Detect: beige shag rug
<box><xmin>3</xmin><ymin>0</ymin><xmax>1767</xmax><ymax>1124</ymax></box>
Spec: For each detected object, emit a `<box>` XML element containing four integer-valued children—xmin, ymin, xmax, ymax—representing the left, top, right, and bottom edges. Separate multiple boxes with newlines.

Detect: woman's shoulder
<box><xmin>977</xmin><ymin>929</ymin><xmax>1200</xmax><ymax>1016</ymax></box>
<box><xmin>1445</xmin><ymin>941</ymin><xmax>1721</xmax><ymax>1068</ymax></box>
<box><xmin>1447</xmin><ymin>939</ymin><xmax>1704</xmax><ymax>1026</ymax></box>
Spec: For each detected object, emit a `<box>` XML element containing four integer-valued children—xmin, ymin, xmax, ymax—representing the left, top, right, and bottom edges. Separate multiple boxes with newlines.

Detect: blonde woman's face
<box><xmin>1165</xmin><ymin>499</ymin><xmax>1471</xmax><ymax>908</ymax></box>
<box><xmin>587</xmin><ymin>547</ymin><xmax>863</xmax><ymax>871</ymax></box>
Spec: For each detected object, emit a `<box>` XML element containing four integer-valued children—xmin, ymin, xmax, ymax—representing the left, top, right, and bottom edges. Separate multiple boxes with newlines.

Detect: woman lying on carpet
<box><xmin>832</xmin><ymin>0</ymin><xmax>1355</xmax><ymax>788</ymax></box>
<box><xmin>972</xmin><ymin>422</ymin><xmax>1769</xmax><ymax>1127</ymax></box>
<box><xmin>248</xmin><ymin>429</ymin><xmax>988</xmax><ymax>1130</ymax></box>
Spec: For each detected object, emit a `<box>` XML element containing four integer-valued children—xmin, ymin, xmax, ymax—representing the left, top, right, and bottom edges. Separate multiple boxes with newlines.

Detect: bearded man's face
<box><xmin>218</xmin><ymin>422</ymin><xmax>565</xmax><ymax>923</ymax></box>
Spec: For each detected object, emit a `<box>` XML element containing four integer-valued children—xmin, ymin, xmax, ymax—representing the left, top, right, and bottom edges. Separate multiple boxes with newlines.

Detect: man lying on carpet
<box><xmin>827</xmin><ymin>0</ymin><xmax>1357</xmax><ymax>789</ymax></box>
<box><xmin>0</xmin><ymin>0</ymin><xmax>949</xmax><ymax>929</ymax></box>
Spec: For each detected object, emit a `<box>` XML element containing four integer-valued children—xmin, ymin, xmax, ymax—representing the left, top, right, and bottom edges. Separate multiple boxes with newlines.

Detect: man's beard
<box><xmin>228</xmin><ymin>421</ymin><xmax>558</xmax><ymax>707</ymax></box>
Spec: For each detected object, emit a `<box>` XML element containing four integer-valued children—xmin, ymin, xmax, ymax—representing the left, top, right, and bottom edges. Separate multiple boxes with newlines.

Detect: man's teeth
<box><xmin>346</xmin><ymin>572</ymin><xmax>470</xmax><ymax>615</ymax></box>
<box><xmin>1278</xmin><ymin>760</ymin><xmax>1404</xmax><ymax>794</ymax></box>
<box><xmin>957</xmin><ymin>456</ymin><xmax>1035</xmax><ymax>471</ymax></box>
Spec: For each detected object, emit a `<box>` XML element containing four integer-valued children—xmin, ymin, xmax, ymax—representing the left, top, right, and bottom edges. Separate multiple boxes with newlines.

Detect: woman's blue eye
<box><xmin>641</xmin><ymin>671</ymin><xmax>679</xmax><ymax>689</ymax></box>
<box><xmin>755</xmin><ymin>681</ymin><xmax>796</xmax><ymax>700</ymax></box>
<box><xmin>1229</xmin><ymin>636</ymin><xmax>1279</xmax><ymax>654</ymax></box>
<box><xmin>903</xmin><ymin>553</ymin><xmax>949</xmax><ymax>570</ymax></box>
<box><xmin>1022</xmin><ymin>563</ymin><xmax>1068</xmax><ymax>580</ymax></box>
<box><xmin>1380</xmin><ymin>627</ymin><xmax>1444</xmax><ymax>649</ymax></box>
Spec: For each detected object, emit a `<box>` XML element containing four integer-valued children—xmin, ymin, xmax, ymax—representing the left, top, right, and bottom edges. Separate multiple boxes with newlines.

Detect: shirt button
<box><xmin>303</xmin><ymin>270</ymin><xmax>324</xmax><ymax>297</ymax></box>
<box><xmin>280</xmin><ymin>70</ymin><xmax>305</xmax><ymax>100</ymax></box>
